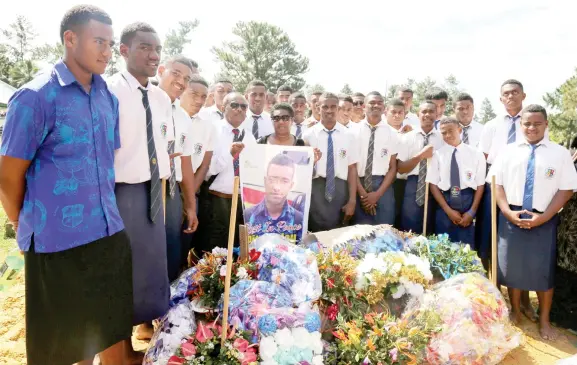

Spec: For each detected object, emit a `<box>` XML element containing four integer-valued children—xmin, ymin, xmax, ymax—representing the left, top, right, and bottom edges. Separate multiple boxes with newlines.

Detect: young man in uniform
<box><xmin>0</xmin><ymin>6</ymin><xmax>134</xmax><ymax>365</ymax></box>
<box><xmin>427</xmin><ymin>117</ymin><xmax>486</xmax><ymax>246</ymax></box>
<box><xmin>396</xmin><ymin>87</ymin><xmax>419</xmax><ymax>127</ymax></box>
<box><xmin>199</xmin><ymin>78</ymin><xmax>234</xmax><ymax>123</ymax></box>
<box><xmin>397</xmin><ymin>101</ymin><xmax>445</xmax><ymax>234</ymax></box>
<box><xmin>490</xmin><ymin>104</ymin><xmax>577</xmax><ymax>340</ymax></box>
<box><xmin>355</xmin><ymin>92</ymin><xmax>400</xmax><ymax>225</ymax></box>
<box><xmin>425</xmin><ymin>88</ymin><xmax>448</xmax><ymax>130</ymax></box>
<box><xmin>276</xmin><ymin>84</ymin><xmax>293</xmax><ymax>103</ymax></box>
<box><xmin>157</xmin><ymin>56</ymin><xmax>199</xmax><ymax>281</ymax></box>
<box><xmin>243</xmin><ymin>80</ymin><xmax>273</xmax><ymax>139</ymax></box>
<box><xmin>351</xmin><ymin>92</ymin><xmax>366</xmax><ymax>123</ymax></box>
<box><xmin>290</xmin><ymin>92</ymin><xmax>308</xmax><ymax>139</ymax></box>
<box><xmin>303</xmin><ymin>92</ymin><xmax>358</xmax><ymax>232</ymax></box>
<box><xmin>453</xmin><ymin>93</ymin><xmax>484</xmax><ymax>148</ymax></box>
<box><xmin>305</xmin><ymin>91</ymin><xmax>322</xmax><ymax>126</ymax></box>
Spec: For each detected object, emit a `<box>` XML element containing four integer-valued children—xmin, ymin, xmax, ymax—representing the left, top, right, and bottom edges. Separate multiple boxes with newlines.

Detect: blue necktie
<box><xmin>449</xmin><ymin>148</ymin><xmax>462</xmax><ymax>211</ymax></box>
<box><xmin>521</xmin><ymin>144</ymin><xmax>539</xmax><ymax>218</ymax></box>
<box><xmin>252</xmin><ymin>115</ymin><xmax>260</xmax><ymax>139</ymax></box>
<box><xmin>139</xmin><ymin>87</ymin><xmax>162</xmax><ymax>223</ymax></box>
<box><xmin>295</xmin><ymin>124</ymin><xmax>302</xmax><ymax>139</ymax></box>
<box><xmin>507</xmin><ymin>115</ymin><xmax>519</xmax><ymax>144</ymax></box>
<box><xmin>232</xmin><ymin>128</ymin><xmax>244</xmax><ymax>176</ymax></box>
<box><xmin>434</xmin><ymin>120</ymin><xmax>440</xmax><ymax>130</ymax></box>
<box><xmin>325</xmin><ymin>130</ymin><xmax>336</xmax><ymax>202</ymax></box>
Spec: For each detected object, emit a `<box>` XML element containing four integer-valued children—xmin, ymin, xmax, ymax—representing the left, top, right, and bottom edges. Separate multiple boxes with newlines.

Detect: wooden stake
<box><xmin>221</xmin><ymin>176</ymin><xmax>240</xmax><ymax>345</ymax></box>
<box><xmin>490</xmin><ymin>175</ymin><xmax>498</xmax><ymax>286</ymax></box>
<box><xmin>239</xmin><ymin>224</ymin><xmax>249</xmax><ymax>261</ymax></box>
<box><xmin>162</xmin><ymin>179</ymin><xmax>167</xmax><ymax>222</ymax></box>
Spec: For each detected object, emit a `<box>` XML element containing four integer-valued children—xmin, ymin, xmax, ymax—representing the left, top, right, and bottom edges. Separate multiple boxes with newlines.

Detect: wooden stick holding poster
<box><xmin>221</xmin><ymin>176</ymin><xmax>240</xmax><ymax>346</ymax></box>
<box><xmin>239</xmin><ymin>225</ymin><xmax>249</xmax><ymax>261</ymax></box>
<box><xmin>491</xmin><ymin>175</ymin><xmax>498</xmax><ymax>286</ymax></box>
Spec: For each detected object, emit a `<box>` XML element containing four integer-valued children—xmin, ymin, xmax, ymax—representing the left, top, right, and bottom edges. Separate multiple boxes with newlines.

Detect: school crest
<box><xmin>545</xmin><ymin>167</ymin><xmax>555</xmax><ymax>179</ymax></box>
<box><xmin>380</xmin><ymin>148</ymin><xmax>388</xmax><ymax>158</ymax></box>
<box><xmin>338</xmin><ymin>148</ymin><xmax>347</xmax><ymax>159</ymax></box>
<box><xmin>194</xmin><ymin>143</ymin><xmax>203</xmax><ymax>155</ymax></box>
<box><xmin>179</xmin><ymin>133</ymin><xmax>186</xmax><ymax>148</ymax></box>
<box><xmin>465</xmin><ymin>170</ymin><xmax>473</xmax><ymax>181</ymax></box>
<box><xmin>160</xmin><ymin>123</ymin><xmax>168</xmax><ymax>138</ymax></box>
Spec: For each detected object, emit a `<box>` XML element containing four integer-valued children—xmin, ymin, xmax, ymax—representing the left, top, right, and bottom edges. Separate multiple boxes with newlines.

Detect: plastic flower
<box><xmin>167</xmin><ymin>356</ymin><xmax>185</xmax><ymax>365</ymax></box>
<box><xmin>220</xmin><ymin>265</ymin><xmax>227</xmax><ymax>277</ymax></box>
<box><xmin>180</xmin><ymin>341</ymin><xmax>196</xmax><ymax>359</ymax></box>
<box><xmin>212</xmin><ymin>247</ymin><xmax>228</xmax><ymax>257</ymax></box>
<box><xmin>237</xmin><ymin>266</ymin><xmax>249</xmax><ymax>280</ymax></box>
<box><xmin>326</xmin><ymin>303</ymin><xmax>339</xmax><ymax>321</ymax></box>
<box><xmin>304</xmin><ymin>313</ymin><xmax>322</xmax><ymax>333</ymax></box>
<box><xmin>233</xmin><ymin>338</ymin><xmax>250</xmax><ymax>353</ymax></box>
<box><xmin>258</xmin><ymin>314</ymin><xmax>278</xmax><ymax>335</ymax></box>
<box><xmin>259</xmin><ymin>336</ymin><xmax>278</xmax><ymax>361</ymax></box>
<box><xmin>274</xmin><ymin>327</ymin><xmax>294</xmax><ymax>348</ymax></box>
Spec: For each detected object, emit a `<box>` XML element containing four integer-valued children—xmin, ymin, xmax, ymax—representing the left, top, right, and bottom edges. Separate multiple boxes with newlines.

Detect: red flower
<box><xmin>345</xmin><ymin>276</ymin><xmax>353</xmax><ymax>286</ymax></box>
<box><xmin>326</xmin><ymin>278</ymin><xmax>335</xmax><ymax>289</ymax></box>
<box><xmin>326</xmin><ymin>303</ymin><xmax>339</xmax><ymax>321</ymax></box>
<box><xmin>242</xmin><ymin>348</ymin><xmax>258</xmax><ymax>364</ymax></box>
<box><xmin>181</xmin><ymin>342</ymin><xmax>197</xmax><ymax>358</ymax></box>
<box><xmin>334</xmin><ymin>265</ymin><xmax>341</xmax><ymax>272</ymax></box>
<box><xmin>233</xmin><ymin>338</ymin><xmax>250</xmax><ymax>353</ymax></box>
<box><xmin>167</xmin><ymin>356</ymin><xmax>186</xmax><ymax>365</ymax></box>
<box><xmin>249</xmin><ymin>249</ymin><xmax>261</xmax><ymax>262</ymax></box>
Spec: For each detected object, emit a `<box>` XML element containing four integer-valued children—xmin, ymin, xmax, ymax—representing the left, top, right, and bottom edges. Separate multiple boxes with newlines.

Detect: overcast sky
<box><xmin>4</xmin><ymin>0</ymin><xmax>577</xmax><ymax>112</ymax></box>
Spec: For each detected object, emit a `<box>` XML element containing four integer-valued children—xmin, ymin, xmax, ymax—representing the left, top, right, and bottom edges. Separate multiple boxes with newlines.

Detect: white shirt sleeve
<box><xmin>181</xmin><ymin>122</ymin><xmax>194</xmax><ymax>157</ymax></box>
<box><xmin>558</xmin><ymin>149</ymin><xmax>577</xmax><ymax>191</ymax></box>
<box><xmin>208</xmin><ymin>133</ymin><xmax>232</xmax><ymax>176</ymax></box>
<box><xmin>479</xmin><ymin>122</ymin><xmax>495</xmax><ymax>155</ymax></box>
<box><xmin>488</xmin><ymin>153</ymin><xmax>504</xmax><ymax>185</ymax></box>
<box><xmin>347</xmin><ymin>132</ymin><xmax>360</xmax><ymax>166</ymax></box>
<box><xmin>205</xmin><ymin>122</ymin><xmax>217</xmax><ymax>152</ymax></box>
<box><xmin>475</xmin><ymin>150</ymin><xmax>487</xmax><ymax>187</ymax></box>
<box><xmin>425</xmin><ymin>151</ymin><xmax>441</xmax><ymax>185</ymax></box>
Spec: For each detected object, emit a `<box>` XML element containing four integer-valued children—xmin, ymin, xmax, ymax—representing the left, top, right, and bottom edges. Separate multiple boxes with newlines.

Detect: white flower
<box><xmin>463</xmin><ymin>244</ymin><xmax>471</xmax><ymax>252</ymax></box>
<box><xmin>212</xmin><ymin>247</ymin><xmax>228</xmax><ymax>257</ymax></box>
<box><xmin>392</xmin><ymin>284</ymin><xmax>406</xmax><ymax>299</ymax></box>
<box><xmin>291</xmin><ymin>327</ymin><xmax>311</xmax><ymax>348</ymax></box>
<box><xmin>220</xmin><ymin>265</ymin><xmax>227</xmax><ymax>277</ymax></box>
<box><xmin>273</xmin><ymin>327</ymin><xmax>294</xmax><ymax>348</ymax></box>
<box><xmin>310</xmin><ymin>332</ymin><xmax>323</xmax><ymax>355</ymax></box>
<box><xmin>312</xmin><ymin>355</ymin><xmax>324</xmax><ymax>365</ymax></box>
<box><xmin>236</xmin><ymin>266</ymin><xmax>249</xmax><ymax>280</ymax></box>
<box><xmin>261</xmin><ymin>361</ymin><xmax>279</xmax><ymax>365</ymax></box>
<box><xmin>259</xmin><ymin>336</ymin><xmax>278</xmax><ymax>361</ymax></box>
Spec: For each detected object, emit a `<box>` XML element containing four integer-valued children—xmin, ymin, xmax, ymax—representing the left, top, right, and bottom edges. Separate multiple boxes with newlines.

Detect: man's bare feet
<box><xmin>134</xmin><ymin>323</ymin><xmax>154</xmax><ymax>341</ymax></box>
<box><xmin>539</xmin><ymin>321</ymin><xmax>559</xmax><ymax>341</ymax></box>
<box><xmin>509</xmin><ymin>310</ymin><xmax>523</xmax><ymax>326</ymax></box>
<box><xmin>521</xmin><ymin>304</ymin><xmax>539</xmax><ymax>323</ymax></box>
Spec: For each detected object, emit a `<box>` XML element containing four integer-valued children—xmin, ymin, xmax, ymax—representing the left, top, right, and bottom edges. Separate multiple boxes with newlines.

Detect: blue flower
<box><xmin>304</xmin><ymin>313</ymin><xmax>321</xmax><ymax>333</ymax></box>
<box><xmin>258</xmin><ymin>314</ymin><xmax>278</xmax><ymax>335</ymax></box>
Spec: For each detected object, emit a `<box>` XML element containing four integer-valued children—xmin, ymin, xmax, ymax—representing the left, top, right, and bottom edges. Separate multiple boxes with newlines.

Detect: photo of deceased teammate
<box><xmin>241</xmin><ymin>144</ymin><xmax>314</xmax><ymax>243</ymax></box>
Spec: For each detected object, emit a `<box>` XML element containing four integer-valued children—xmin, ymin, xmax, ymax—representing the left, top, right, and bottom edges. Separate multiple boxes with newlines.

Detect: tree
<box><xmin>163</xmin><ymin>20</ymin><xmax>199</xmax><ymax>58</ymax></box>
<box><xmin>543</xmin><ymin>69</ymin><xmax>577</xmax><ymax>146</ymax></box>
<box><xmin>478</xmin><ymin>98</ymin><xmax>497</xmax><ymax>124</ymax></box>
<box><xmin>33</xmin><ymin>42</ymin><xmax>63</xmax><ymax>64</ymax></box>
<box><xmin>340</xmin><ymin>83</ymin><xmax>353</xmax><ymax>95</ymax></box>
<box><xmin>1</xmin><ymin>15</ymin><xmax>37</xmax><ymax>62</ymax></box>
<box><xmin>0</xmin><ymin>44</ymin><xmax>12</xmax><ymax>84</ymax></box>
<box><xmin>303</xmin><ymin>83</ymin><xmax>325</xmax><ymax>97</ymax></box>
<box><xmin>212</xmin><ymin>21</ymin><xmax>309</xmax><ymax>92</ymax></box>
<box><xmin>9</xmin><ymin>60</ymin><xmax>38</xmax><ymax>87</ymax></box>
<box><xmin>441</xmin><ymin>74</ymin><xmax>464</xmax><ymax>115</ymax></box>
<box><xmin>105</xmin><ymin>39</ymin><xmax>122</xmax><ymax>77</ymax></box>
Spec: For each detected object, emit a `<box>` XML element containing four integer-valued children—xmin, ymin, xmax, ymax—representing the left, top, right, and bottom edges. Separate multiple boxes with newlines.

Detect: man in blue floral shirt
<box><xmin>245</xmin><ymin>153</ymin><xmax>304</xmax><ymax>242</ymax></box>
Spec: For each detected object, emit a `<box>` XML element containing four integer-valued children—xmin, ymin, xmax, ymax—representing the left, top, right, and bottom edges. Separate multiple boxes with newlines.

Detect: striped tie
<box><xmin>521</xmin><ymin>144</ymin><xmax>540</xmax><ymax>218</ymax></box>
<box><xmin>507</xmin><ymin>115</ymin><xmax>519</xmax><ymax>144</ymax></box>
<box><xmin>139</xmin><ymin>87</ymin><xmax>162</xmax><ymax>222</ymax></box>
<box><xmin>462</xmin><ymin>125</ymin><xmax>470</xmax><ymax>144</ymax></box>
<box><xmin>232</xmin><ymin>128</ymin><xmax>244</xmax><ymax>176</ymax></box>
<box><xmin>325</xmin><ymin>130</ymin><xmax>336</xmax><ymax>202</ymax></box>
<box><xmin>415</xmin><ymin>132</ymin><xmax>431</xmax><ymax>206</ymax></box>
<box><xmin>363</xmin><ymin>125</ymin><xmax>377</xmax><ymax>192</ymax></box>
<box><xmin>168</xmin><ymin>106</ymin><xmax>177</xmax><ymax>198</ymax></box>
<box><xmin>295</xmin><ymin>124</ymin><xmax>302</xmax><ymax>139</ymax></box>
<box><xmin>252</xmin><ymin>115</ymin><xmax>260</xmax><ymax>139</ymax></box>
<box><xmin>217</xmin><ymin>110</ymin><xmax>224</xmax><ymax>120</ymax></box>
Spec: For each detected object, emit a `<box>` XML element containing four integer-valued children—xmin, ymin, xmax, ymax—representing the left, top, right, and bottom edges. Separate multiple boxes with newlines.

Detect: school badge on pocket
<box><xmin>338</xmin><ymin>148</ymin><xmax>347</xmax><ymax>159</ymax></box>
<box><xmin>179</xmin><ymin>133</ymin><xmax>186</xmax><ymax>147</ymax></box>
<box><xmin>380</xmin><ymin>148</ymin><xmax>388</xmax><ymax>157</ymax></box>
<box><xmin>450</xmin><ymin>186</ymin><xmax>461</xmax><ymax>197</ymax></box>
<box><xmin>160</xmin><ymin>123</ymin><xmax>168</xmax><ymax>138</ymax></box>
<box><xmin>545</xmin><ymin>167</ymin><xmax>555</xmax><ymax>179</ymax></box>
<box><xmin>465</xmin><ymin>170</ymin><xmax>473</xmax><ymax>181</ymax></box>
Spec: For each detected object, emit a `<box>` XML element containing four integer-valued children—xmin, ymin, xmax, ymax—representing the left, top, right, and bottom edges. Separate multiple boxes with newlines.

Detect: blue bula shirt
<box><xmin>245</xmin><ymin>199</ymin><xmax>304</xmax><ymax>242</ymax></box>
<box><xmin>0</xmin><ymin>60</ymin><xmax>124</xmax><ymax>253</ymax></box>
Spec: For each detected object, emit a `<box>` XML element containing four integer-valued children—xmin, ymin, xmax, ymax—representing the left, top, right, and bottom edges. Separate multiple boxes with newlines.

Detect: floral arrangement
<box><xmin>225</xmin><ymin>280</ymin><xmax>293</xmax><ymax>343</ymax></box>
<box><xmin>355</xmin><ymin>252</ymin><xmax>433</xmax><ymax>305</ymax></box>
<box><xmin>331</xmin><ymin>225</ymin><xmax>408</xmax><ymax>258</ymax></box>
<box><xmin>257</xmin><ymin>305</ymin><xmax>324</xmax><ymax>365</ymax></box>
<box><xmin>251</xmin><ymin>234</ymin><xmax>322</xmax><ymax>305</ymax></box>
<box><xmin>168</xmin><ymin>320</ymin><xmax>258</xmax><ymax>365</ymax></box>
<box><xmin>328</xmin><ymin>309</ymin><xmax>439</xmax><ymax>365</ymax></box>
<box><xmin>403</xmin><ymin>273</ymin><xmax>521</xmax><ymax>365</ymax></box>
<box><xmin>170</xmin><ymin>267</ymin><xmax>200</xmax><ymax>308</ymax></box>
<box><xmin>144</xmin><ymin>299</ymin><xmax>197</xmax><ymax>365</ymax></box>
<box><xmin>189</xmin><ymin>247</ymin><xmax>259</xmax><ymax>310</ymax></box>
<box><xmin>406</xmin><ymin>234</ymin><xmax>485</xmax><ymax>280</ymax></box>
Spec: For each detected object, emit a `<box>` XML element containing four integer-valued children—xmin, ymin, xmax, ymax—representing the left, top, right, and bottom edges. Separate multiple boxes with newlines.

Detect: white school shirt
<box><xmin>303</xmin><ymin>121</ymin><xmax>359</xmax><ymax>180</ymax></box>
<box><xmin>460</xmin><ymin>121</ymin><xmax>484</xmax><ymax>148</ymax></box>
<box><xmin>171</xmin><ymin>99</ymin><xmax>194</xmax><ymax>182</ymax></box>
<box><xmin>189</xmin><ymin>114</ymin><xmax>216</xmax><ymax>172</ymax></box>
<box><xmin>390</xmin><ymin>125</ymin><xmax>409</xmax><ymax>180</ymax></box>
<box><xmin>488</xmin><ymin>138</ymin><xmax>577</xmax><ymax>212</ymax></box>
<box><xmin>357</xmin><ymin>120</ymin><xmax>401</xmax><ymax>177</ymax></box>
<box><xmin>108</xmin><ymin>70</ymin><xmax>174</xmax><ymax>183</ymax></box>
<box><xmin>241</xmin><ymin>109</ymin><xmax>274</xmax><ymax>139</ymax></box>
<box><xmin>290</xmin><ymin>121</ymin><xmax>309</xmax><ymax>137</ymax></box>
<box><xmin>398</xmin><ymin>127</ymin><xmax>445</xmax><ymax>177</ymax></box>
<box><xmin>207</xmin><ymin>120</ymin><xmax>257</xmax><ymax>194</ymax></box>
<box><xmin>403</xmin><ymin>112</ymin><xmax>420</xmax><ymax>127</ymax></box>
<box><xmin>479</xmin><ymin>113</ymin><xmax>523</xmax><ymax>165</ymax></box>
<box><xmin>198</xmin><ymin>104</ymin><xmax>224</xmax><ymax>124</ymax></box>
<box><xmin>426</xmin><ymin>143</ymin><xmax>486</xmax><ymax>191</ymax></box>
<box><xmin>341</xmin><ymin>120</ymin><xmax>361</xmax><ymax>137</ymax></box>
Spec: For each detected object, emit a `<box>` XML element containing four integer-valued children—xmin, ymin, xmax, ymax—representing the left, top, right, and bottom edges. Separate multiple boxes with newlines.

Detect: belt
<box><xmin>208</xmin><ymin>190</ymin><xmax>232</xmax><ymax>199</ymax></box>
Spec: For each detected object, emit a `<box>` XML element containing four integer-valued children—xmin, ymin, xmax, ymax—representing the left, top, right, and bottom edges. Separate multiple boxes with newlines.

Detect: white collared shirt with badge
<box><xmin>171</xmin><ymin>99</ymin><xmax>194</xmax><ymax>182</ymax></box>
<box><xmin>488</xmin><ymin>138</ymin><xmax>577</xmax><ymax>212</ymax></box>
<box><xmin>460</xmin><ymin>120</ymin><xmax>484</xmax><ymax>148</ymax></box>
<box><xmin>341</xmin><ymin>120</ymin><xmax>361</xmax><ymax>138</ymax></box>
<box><xmin>241</xmin><ymin>109</ymin><xmax>274</xmax><ymax>139</ymax></box>
<box><xmin>207</xmin><ymin>121</ymin><xmax>257</xmax><ymax>194</ymax></box>
<box><xmin>290</xmin><ymin>121</ymin><xmax>308</xmax><ymax>138</ymax></box>
<box><xmin>398</xmin><ymin>127</ymin><xmax>445</xmax><ymax>177</ymax></box>
<box><xmin>189</xmin><ymin>113</ymin><xmax>216</xmax><ymax>172</ymax></box>
<box><xmin>389</xmin><ymin>125</ymin><xmax>410</xmax><ymax>180</ymax></box>
<box><xmin>357</xmin><ymin>120</ymin><xmax>401</xmax><ymax>177</ymax></box>
<box><xmin>403</xmin><ymin>112</ymin><xmax>420</xmax><ymax>127</ymax></box>
<box><xmin>107</xmin><ymin>70</ymin><xmax>174</xmax><ymax>183</ymax></box>
<box><xmin>426</xmin><ymin>143</ymin><xmax>486</xmax><ymax>191</ymax></box>
<box><xmin>303</xmin><ymin>122</ymin><xmax>360</xmax><ymax>180</ymax></box>
<box><xmin>479</xmin><ymin>113</ymin><xmax>524</xmax><ymax>165</ymax></box>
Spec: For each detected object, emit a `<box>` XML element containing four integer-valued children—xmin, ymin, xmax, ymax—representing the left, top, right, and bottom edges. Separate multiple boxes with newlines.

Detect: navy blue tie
<box><xmin>139</xmin><ymin>87</ymin><xmax>162</xmax><ymax>223</ymax></box>
<box><xmin>521</xmin><ymin>144</ymin><xmax>539</xmax><ymax>218</ymax></box>
<box><xmin>507</xmin><ymin>115</ymin><xmax>520</xmax><ymax>144</ymax></box>
<box><xmin>434</xmin><ymin>120</ymin><xmax>440</xmax><ymax>130</ymax></box>
<box><xmin>449</xmin><ymin>148</ymin><xmax>462</xmax><ymax>211</ymax></box>
<box><xmin>295</xmin><ymin>124</ymin><xmax>302</xmax><ymax>139</ymax></box>
<box><xmin>325</xmin><ymin>130</ymin><xmax>336</xmax><ymax>202</ymax></box>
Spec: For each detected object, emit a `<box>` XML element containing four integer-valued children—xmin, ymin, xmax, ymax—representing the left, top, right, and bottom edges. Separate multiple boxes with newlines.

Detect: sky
<box><xmin>3</xmin><ymin>0</ymin><xmax>577</xmax><ymax>112</ymax></box>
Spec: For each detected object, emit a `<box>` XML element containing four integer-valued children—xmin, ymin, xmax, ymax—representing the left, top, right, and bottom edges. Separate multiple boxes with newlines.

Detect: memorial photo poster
<box><xmin>240</xmin><ymin>144</ymin><xmax>314</xmax><ymax>244</ymax></box>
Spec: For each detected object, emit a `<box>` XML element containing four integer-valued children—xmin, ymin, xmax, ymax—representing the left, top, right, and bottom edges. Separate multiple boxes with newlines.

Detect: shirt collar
<box><xmin>518</xmin><ymin>137</ymin><xmax>549</xmax><ymax>148</ymax></box>
<box><xmin>121</xmin><ymin>69</ymin><xmax>151</xmax><ymax>91</ymax></box>
<box><xmin>54</xmin><ymin>59</ymin><xmax>105</xmax><ymax>89</ymax></box>
<box><xmin>415</xmin><ymin>126</ymin><xmax>438</xmax><ymax>136</ymax></box>
<box><xmin>319</xmin><ymin>121</ymin><xmax>345</xmax><ymax>133</ymax></box>
<box><xmin>362</xmin><ymin>119</ymin><xmax>386</xmax><ymax>128</ymax></box>
<box><xmin>252</xmin><ymin>199</ymin><xmax>292</xmax><ymax>220</ymax></box>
